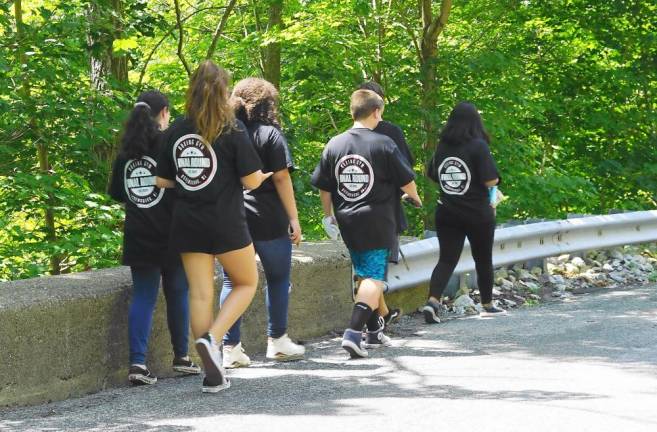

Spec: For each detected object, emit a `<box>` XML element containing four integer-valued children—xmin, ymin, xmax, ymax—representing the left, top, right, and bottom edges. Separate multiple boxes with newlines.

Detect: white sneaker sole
<box><xmin>480</xmin><ymin>310</ymin><xmax>508</xmax><ymax>317</ymax></box>
<box><xmin>202</xmin><ymin>379</ymin><xmax>231</xmax><ymax>393</ymax></box>
<box><xmin>173</xmin><ymin>365</ymin><xmax>201</xmax><ymax>374</ymax></box>
<box><xmin>223</xmin><ymin>360</ymin><xmax>251</xmax><ymax>369</ymax></box>
<box><xmin>341</xmin><ymin>340</ymin><xmax>368</xmax><ymax>358</ymax></box>
<box><xmin>363</xmin><ymin>340</ymin><xmax>392</xmax><ymax>349</ymax></box>
<box><xmin>128</xmin><ymin>374</ymin><xmax>157</xmax><ymax>385</ymax></box>
<box><xmin>266</xmin><ymin>352</ymin><xmax>305</xmax><ymax>362</ymax></box>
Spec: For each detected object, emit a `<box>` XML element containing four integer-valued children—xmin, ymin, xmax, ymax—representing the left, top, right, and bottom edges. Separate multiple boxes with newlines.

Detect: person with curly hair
<box><xmin>219</xmin><ymin>77</ymin><xmax>305</xmax><ymax>368</ymax></box>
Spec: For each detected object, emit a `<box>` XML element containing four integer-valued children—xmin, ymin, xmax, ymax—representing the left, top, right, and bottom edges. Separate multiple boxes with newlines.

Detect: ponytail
<box><xmin>119</xmin><ymin>90</ymin><xmax>169</xmax><ymax>160</ymax></box>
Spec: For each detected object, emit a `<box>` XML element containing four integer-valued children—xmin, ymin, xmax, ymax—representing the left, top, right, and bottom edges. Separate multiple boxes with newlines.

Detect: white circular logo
<box><xmin>124</xmin><ymin>156</ymin><xmax>164</xmax><ymax>208</ymax></box>
<box><xmin>438</xmin><ymin>157</ymin><xmax>471</xmax><ymax>195</ymax></box>
<box><xmin>335</xmin><ymin>154</ymin><xmax>374</xmax><ymax>202</ymax></box>
<box><xmin>173</xmin><ymin>134</ymin><xmax>217</xmax><ymax>191</ymax></box>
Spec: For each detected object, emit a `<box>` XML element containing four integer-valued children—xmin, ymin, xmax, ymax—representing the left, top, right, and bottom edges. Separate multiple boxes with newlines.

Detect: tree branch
<box><xmin>206</xmin><ymin>0</ymin><xmax>238</xmax><ymax>59</ymax></box>
<box><xmin>427</xmin><ymin>0</ymin><xmax>452</xmax><ymax>40</ymax></box>
<box><xmin>173</xmin><ymin>0</ymin><xmax>191</xmax><ymax>76</ymax></box>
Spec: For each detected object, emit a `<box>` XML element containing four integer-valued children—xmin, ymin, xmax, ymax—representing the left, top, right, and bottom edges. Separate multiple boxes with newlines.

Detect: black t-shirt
<box><xmin>108</xmin><ymin>137</ymin><xmax>177</xmax><ymax>267</ymax></box>
<box><xmin>243</xmin><ymin>123</ymin><xmax>294</xmax><ymax>241</ymax></box>
<box><xmin>373</xmin><ymin>120</ymin><xmax>414</xmax><ymax>232</ymax></box>
<box><xmin>156</xmin><ymin>117</ymin><xmax>262</xmax><ymax>240</ymax></box>
<box><xmin>311</xmin><ymin>127</ymin><xmax>416</xmax><ymax>251</ymax></box>
<box><xmin>427</xmin><ymin>138</ymin><xmax>500</xmax><ymax>213</ymax></box>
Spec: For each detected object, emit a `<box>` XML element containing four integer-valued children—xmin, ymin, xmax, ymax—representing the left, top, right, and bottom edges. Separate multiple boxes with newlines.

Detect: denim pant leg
<box><xmin>219</xmin><ymin>270</ymin><xmax>242</xmax><ymax>345</ymax></box>
<box><xmin>161</xmin><ymin>264</ymin><xmax>190</xmax><ymax>359</ymax></box>
<box><xmin>254</xmin><ymin>236</ymin><xmax>293</xmax><ymax>339</ymax></box>
<box><xmin>129</xmin><ymin>267</ymin><xmax>161</xmax><ymax>365</ymax></box>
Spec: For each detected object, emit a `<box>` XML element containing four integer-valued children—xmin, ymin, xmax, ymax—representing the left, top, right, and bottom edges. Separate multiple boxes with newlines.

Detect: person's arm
<box><xmin>320</xmin><ymin>189</ymin><xmax>333</xmax><ymax>217</ymax></box>
<box><xmin>156</xmin><ymin>177</ymin><xmax>175</xmax><ymax>189</ymax></box>
<box><xmin>400</xmin><ymin>180</ymin><xmax>422</xmax><ymax>208</ymax></box>
<box><xmin>241</xmin><ymin>170</ymin><xmax>273</xmax><ymax>190</ymax></box>
<box><xmin>272</xmin><ymin>169</ymin><xmax>302</xmax><ymax>245</ymax></box>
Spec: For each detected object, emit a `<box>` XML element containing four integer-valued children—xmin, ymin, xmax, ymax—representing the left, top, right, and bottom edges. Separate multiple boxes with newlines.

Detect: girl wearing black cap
<box><xmin>156</xmin><ymin>61</ymin><xmax>271</xmax><ymax>393</ymax></box>
<box><xmin>109</xmin><ymin>90</ymin><xmax>201</xmax><ymax>385</ymax></box>
<box><xmin>421</xmin><ymin>102</ymin><xmax>506</xmax><ymax>323</ymax></box>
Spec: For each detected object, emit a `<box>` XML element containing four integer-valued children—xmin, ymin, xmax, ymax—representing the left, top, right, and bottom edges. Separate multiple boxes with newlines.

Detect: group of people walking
<box><xmin>109</xmin><ymin>60</ymin><xmax>504</xmax><ymax>394</ymax></box>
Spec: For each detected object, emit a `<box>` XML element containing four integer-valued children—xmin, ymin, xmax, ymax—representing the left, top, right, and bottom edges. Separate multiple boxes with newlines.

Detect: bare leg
<box><xmin>355</xmin><ymin>278</ymin><xmax>383</xmax><ymax>309</ymax></box>
<box><xmin>378</xmin><ymin>291</ymin><xmax>389</xmax><ymax>317</ymax></box>
<box><xmin>181</xmin><ymin>253</ymin><xmax>215</xmax><ymax>339</ymax></box>
<box><xmin>211</xmin><ymin>244</ymin><xmax>258</xmax><ymax>340</ymax></box>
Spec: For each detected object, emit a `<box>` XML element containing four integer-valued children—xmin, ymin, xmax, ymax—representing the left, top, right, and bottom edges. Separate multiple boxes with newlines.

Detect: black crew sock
<box><xmin>349</xmin><ymin>302</ymin><xmax>373</xmax><ymax>331</ymax></box>
<box><xmin>366</xmin><ymin>310</ymin><xmax>382</xmax><ymax>332</ymax></box>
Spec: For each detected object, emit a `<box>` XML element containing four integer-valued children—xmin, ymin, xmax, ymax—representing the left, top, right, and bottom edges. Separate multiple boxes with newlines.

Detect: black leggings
<box><xmin>429</xmin><ymin>204</ymin><xmax>495</xmax><ymax>304</ymax></box>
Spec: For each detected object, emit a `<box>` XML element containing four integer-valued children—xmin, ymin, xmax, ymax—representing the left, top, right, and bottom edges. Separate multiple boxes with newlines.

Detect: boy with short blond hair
<box><xmin>311</xmin><ymin>89</ymin><xmax>422</xmax><ymax>357</ymax></box>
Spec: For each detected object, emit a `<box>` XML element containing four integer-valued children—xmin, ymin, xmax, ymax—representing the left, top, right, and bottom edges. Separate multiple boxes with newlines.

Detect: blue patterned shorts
<box><xmin>348</xmin><ymin>248</ymin><xmax>390</xmax><ymax>281</ymax></box>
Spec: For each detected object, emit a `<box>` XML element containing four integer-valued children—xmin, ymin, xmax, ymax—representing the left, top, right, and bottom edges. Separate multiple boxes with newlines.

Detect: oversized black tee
<box><xmin>157</xmin><ymin>117</ymin><xmax>263</xmax><ymax>254</ymax></box>
<box><xmin>108</xmin><ymin>136</ymin><xmax>177</xmax><ymax>267</ymax></box>
<box><xmin>311</xmin><ymin>127</ymin><xmax>415</xmax><ymax>252</ymax></box>
<box><xmin>243</xmin><ymin>123</ymin><xmax>294</xmax><ymax>241</ymax></box>
<box><xmin>427</xmin><ymin>138</ymin><xmax>500</xmax><ymax>214</ymax></box>
<box><xmin>373</xmin><ymin>120</ymin><xmax>414</xmax><ymax>232</ymax></box>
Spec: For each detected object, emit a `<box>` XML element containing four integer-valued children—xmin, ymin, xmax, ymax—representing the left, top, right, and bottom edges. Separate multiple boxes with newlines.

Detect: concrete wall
<box><xmin>0</xmin><ymin>241</ymin><xmax>427</xmax><ymax>407</ymax></box>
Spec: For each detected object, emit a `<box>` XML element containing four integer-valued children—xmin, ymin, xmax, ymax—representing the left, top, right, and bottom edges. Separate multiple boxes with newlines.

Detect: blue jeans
<box><xmin>220</xmin><ymin>235</ymin><xmax>292</xmax><ymax>344</ymax></box>
<box><xmin>129</xmin><ymin>265</ymin><xmax>190</xmax><ymax>365</ymax></box>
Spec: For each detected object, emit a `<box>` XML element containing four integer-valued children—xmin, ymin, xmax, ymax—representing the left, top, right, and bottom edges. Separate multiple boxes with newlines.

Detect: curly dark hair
<box><xmin>230</xmin><ymin>77</ymin><xmax>280</xmax><ymax>128</ymax></box>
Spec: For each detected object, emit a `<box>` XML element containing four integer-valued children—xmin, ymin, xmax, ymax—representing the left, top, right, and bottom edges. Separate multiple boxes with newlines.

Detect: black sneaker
<box><xmin>128</xmin><ymin>365</ymin><xmax>157</xmax><ymax>385</ymax></box>
<box><xmin>480</xmin><ymin>305</ymin><xmax>508</xmax><ymax>317</ymax></box>
<box><xmin>383</xmin><ymin>308</ymin><xmax>401</xmax><ymax>325</ymax></box>
<box><xmin>173</xmin><ymin>357</ymin><xmax>202</xmax><ymax>375</ymax></box>
<box><xmin>421</xmin><ymin>300</ymin><xmax>442</xmax><ymax>324</ymax></box>
<box><xmin>195</xmin><ymin>333</ymin><xmax>230</xmax><ymax>393</ymax></box>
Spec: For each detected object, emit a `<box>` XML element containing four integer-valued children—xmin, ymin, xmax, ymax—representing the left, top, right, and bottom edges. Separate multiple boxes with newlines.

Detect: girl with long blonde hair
<box><xmin>156</xmin><ymin>61</ymin><xmax>271</xmax><ymax>393</ymax></box>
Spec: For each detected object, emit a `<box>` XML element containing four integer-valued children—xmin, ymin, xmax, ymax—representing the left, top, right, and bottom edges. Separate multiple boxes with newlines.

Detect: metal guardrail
<box><xmin>388</xmin><ymin>210</ymin><xmax>657</xmax><ymax>292</ymax></box>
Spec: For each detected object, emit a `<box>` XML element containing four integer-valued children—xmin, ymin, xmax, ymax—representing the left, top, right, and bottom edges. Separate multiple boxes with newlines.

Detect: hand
<box><xmin>289</xmin><ymin>218</ymin><xmax>302</xmax><ymax>246</ymax></box>
<box><xmin>322</xmin><ymin>215</ymin><xmax>341</xmax><ymax>240</ymax></box>
<box><xmin>261</xmin><ymin>171</ymin><xmax>274</xmax><ymax>182</ymax></box>
<box><xmin>401</xmin><ymin>193</ymin><xmax>422</xmax><ymax>208</ymax></box>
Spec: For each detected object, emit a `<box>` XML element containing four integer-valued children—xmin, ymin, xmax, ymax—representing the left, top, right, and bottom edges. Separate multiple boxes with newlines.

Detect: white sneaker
<box><xmin>266</xmin><ymin>334</ymin><xmax>305</xmax><ymax>361</ymax></box>
<box><xmin>223</xmin><ymin>342</ymin><xmax>251</xmax><ymax>369</ymax></box>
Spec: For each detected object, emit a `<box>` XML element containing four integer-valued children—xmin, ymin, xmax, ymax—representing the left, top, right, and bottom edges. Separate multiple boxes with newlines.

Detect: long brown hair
<box><xmin>185</xmin><ymin>60</ymin><xmax>235</xmax><ymax>144</ymax></box>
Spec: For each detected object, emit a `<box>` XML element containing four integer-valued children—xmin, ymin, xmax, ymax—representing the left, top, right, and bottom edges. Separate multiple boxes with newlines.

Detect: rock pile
<box><xmin>435</xmin><ymin>245</ymin><xmax>657</xmax><ymax>318</ymax></box>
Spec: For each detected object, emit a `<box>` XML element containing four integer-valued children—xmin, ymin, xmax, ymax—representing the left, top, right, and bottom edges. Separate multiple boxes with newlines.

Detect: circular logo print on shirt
<box><xmin>437</xmin><ymin>157</ymin><xmax>471</xmax><ymax>195</ymax></box>
<box><xmin>123</xmin><ymin>156</ymin><xmax>165</xmax><ymax>208</ymax></box>
<box><xmin>172</xmin><ymin>134</ymin><xmax>217</xmax><ymax>191</ymax></box>
<box><xmin>335</xmin><ymin>154</ymin><xmax>375</xmax><ymax>202</ymax></box>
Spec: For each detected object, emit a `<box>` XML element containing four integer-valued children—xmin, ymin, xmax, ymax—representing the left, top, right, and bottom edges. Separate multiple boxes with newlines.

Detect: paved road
<box><xmin>2</xmin><ymin>285</ymin><xmax>657</xmax><ymax>432</ymax></box>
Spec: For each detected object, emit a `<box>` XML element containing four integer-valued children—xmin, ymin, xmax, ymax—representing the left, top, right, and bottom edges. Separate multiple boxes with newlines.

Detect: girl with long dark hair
<box><xmin>109</xmin><ymin>90</ymin><xmax>200</xmax><ymax>385</ymax></box>
<box><xmin>156</xmin><ymin>61</ymin><xmax>271</xmax><ymax>393</ymax></box>
<box><xmin>219</xmin><ymin>77</ymin><xmax>305</xmax><ymax>368</ymax></box>
<box><xmin>421</xmin><ymin>102</ymin><xmax>506</xmax><ymax>323</ymax></box>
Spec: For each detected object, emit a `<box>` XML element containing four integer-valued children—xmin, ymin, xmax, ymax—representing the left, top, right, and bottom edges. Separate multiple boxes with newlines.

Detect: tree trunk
<box><xmin>88</xmin><ymin>0</ymin><xmax>128</xmax><ymax>91</ymax></box>
<box><xmin>418</xmin><ymin>0</ymin><xmax>452</xmax><ymax>230</ymax></box>
<box><xmin>14</xmin><ymin>0</ymin><xmax>60</xmax><ymax>274</ymax></box>
<box><xmin>262</xmin><ymin>0</ymin><xmax>283</xmax><ymax>88</ymax></box>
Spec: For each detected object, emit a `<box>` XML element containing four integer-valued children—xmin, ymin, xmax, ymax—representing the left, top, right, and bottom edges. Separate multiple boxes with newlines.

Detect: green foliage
<box><xmin>1</xmin><ymin>0</ymin><xmax>655</xmax><ymax>281</ymax></box>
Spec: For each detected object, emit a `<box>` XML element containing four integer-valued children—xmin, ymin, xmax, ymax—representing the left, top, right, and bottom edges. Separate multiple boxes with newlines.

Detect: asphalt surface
<box><xmin>2</xmin><ymin>284</ymin><xmax>657</xmax><ymax>432</ymax></box>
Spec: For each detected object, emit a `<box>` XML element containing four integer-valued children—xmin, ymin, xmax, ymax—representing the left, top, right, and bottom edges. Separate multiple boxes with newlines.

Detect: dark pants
<box><xmin>220</xmin><ymin>235</ymin><xmax>293</xmax><ymax>344</ymax></box>
<box><xmin>429</xmin><ymin>204</ymin><xmax>496</xmax><ymax>304</ymax></box>
<box><xmin>129</xmin><ymin>265</ymin><xmax>190</xmax><ymax>365</ymax></box>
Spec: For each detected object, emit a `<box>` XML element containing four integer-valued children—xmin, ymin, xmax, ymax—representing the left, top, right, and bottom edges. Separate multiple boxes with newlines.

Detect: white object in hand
<box><xmin>322</xmin><ymin>216</ymin><xmax>341</xmax><ymax>240</ymax></box>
